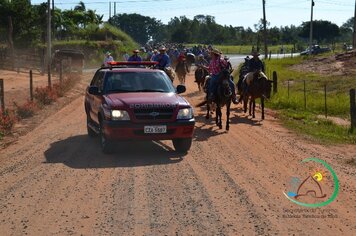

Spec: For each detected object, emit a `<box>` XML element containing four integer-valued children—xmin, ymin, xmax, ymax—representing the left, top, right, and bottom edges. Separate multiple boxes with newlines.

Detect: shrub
<box><xmin>34</xmin><ymin>86</ymin><xmax>58</xmax><ymax>105</ymax></box>
<box><xmin>0</xmin><ymin>109</ymin><xmax>17</xmax><ymax>135</ymax></box>
<box><xmin>14</xmin><ymin>100</ymin><xmax>38</xmax><ymax>119</ymax></box>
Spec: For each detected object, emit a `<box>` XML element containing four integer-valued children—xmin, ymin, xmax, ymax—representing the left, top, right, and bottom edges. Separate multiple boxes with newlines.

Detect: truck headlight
<box><xmin>177</xmin><ymin>108</ymin><xmax>193</xmax><ymax>120</ymax></box>
<box><xmin>111</xmin><ymin>110</ymin><xmax>130</xmax><ymax>121</ymax></box>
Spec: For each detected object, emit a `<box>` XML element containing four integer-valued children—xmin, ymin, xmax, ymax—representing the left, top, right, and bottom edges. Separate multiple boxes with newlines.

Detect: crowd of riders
<box><xmin>103</xmin><ymin>43</ymin><xmax>265</xmax><ymax>105</ymax></box>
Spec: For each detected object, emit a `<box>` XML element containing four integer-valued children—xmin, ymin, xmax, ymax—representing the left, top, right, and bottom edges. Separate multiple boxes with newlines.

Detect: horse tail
<box><xmin>196</xmin><ymin>100</ymin><xmax>207</xmax><ymax>107</ymax></box>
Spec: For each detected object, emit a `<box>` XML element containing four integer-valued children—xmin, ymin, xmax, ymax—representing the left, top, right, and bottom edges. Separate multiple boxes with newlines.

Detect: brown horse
<box><xmin>197</xmin><ymin>69</ymin><xmax>233</xmax><ymax>130</ymax></box>
<box><xmin>194</xmin><ymin>66</ymin><xmax>209</xmax><ymax>91</ymax></box>
<box><xmin>175</xmin><ymin>60</ymin><xmax>189</xmax><ymax>84</ymax></box>
<box><xmin>242</xmin><ymin>72</ymin><xmax>272</xmax><ymax>120</ymax></box>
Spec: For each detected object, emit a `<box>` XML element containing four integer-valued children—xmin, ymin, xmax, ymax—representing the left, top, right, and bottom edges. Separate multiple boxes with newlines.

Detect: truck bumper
<box><xmin>102</xmin><ymin>119</ymin><xmax>195</xmax><ymax>141</ymax></box>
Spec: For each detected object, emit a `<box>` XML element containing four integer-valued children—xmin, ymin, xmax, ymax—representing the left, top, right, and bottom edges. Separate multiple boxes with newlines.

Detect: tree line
<box><xmin>109</xmin><ymin>13</ymin><xmax>354</xmax><ymax>49</ymax></box>
<box><xmin>0</xmin><ymin>0</ymin><xmax>354</xmax><ymax>50</ymax></box>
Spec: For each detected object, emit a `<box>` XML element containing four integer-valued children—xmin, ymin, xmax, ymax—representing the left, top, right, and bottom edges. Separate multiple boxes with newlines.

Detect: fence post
<box><xmin>287</xmin><ymin>80</ymin><xmax>290</xmax><ymax>99</ymax></box>
<box><xmin>0</xmin><ymin>79</ymin><xmax>4</xmax><ymax>112</ymax></box>
<box><xmin>350</xmin><ymin>89</ymin><xmax>356</xmax><ymax>132</ymax></box>
<box><xmin>304</xmin><ymin>80</ymin><xmax>306</xmax><ymax>109</ymax></box>
<box><xmin>324</xmin><ymin>84</ymin><xmax>327</xmax><ymax>118</ymax></box>
<box><xmin>272</xmin><ymin>71</ymin><xmax>277</xmax><ymax>94</ymax></box>
<box><xmin>269</xmin><ymin>50</ymin><xmax>272</xmax><ymax>60</ymax></box>
<box><xmin>30</xmin><ymin>70</ymin><xmax>33</xmax><ymax>101</ymax></box>
<box><xmin>59</xmin><ymin>60</ymin><xmax>63</xmax><ymax>83</ymax></box>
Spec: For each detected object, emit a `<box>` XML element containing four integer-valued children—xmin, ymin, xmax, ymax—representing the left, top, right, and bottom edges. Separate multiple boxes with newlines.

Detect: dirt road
<box><xmin>0</xmin><ymin>72</ymin><xmax>355</xmax><ymax>235</ymax></box>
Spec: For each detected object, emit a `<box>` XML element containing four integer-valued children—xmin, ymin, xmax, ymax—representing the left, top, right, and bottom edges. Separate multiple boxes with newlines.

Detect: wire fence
<box><xmin>266</xmin><ymin>71</ymin><xmax>356</xmax><ymax>131</ymax></box>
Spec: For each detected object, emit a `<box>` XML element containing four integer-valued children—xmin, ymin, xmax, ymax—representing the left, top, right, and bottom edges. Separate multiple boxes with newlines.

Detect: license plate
<box><xmin>144</xmin><ymin>125</ymin><xmax>167</xmax><ymax>134</ymax></box>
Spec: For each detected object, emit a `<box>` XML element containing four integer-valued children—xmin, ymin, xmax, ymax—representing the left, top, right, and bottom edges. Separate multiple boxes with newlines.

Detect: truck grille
<box><xmin>133</xmin><ymin>108</ymin><xmax>174</xmax><ymax>120</ymax></box>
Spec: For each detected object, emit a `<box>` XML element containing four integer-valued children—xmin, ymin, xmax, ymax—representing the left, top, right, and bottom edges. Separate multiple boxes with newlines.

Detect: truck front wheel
<box><xmin>172</xmin><ymin>138</ymin><xmax>192</xmax><ymax>154</ymax></box>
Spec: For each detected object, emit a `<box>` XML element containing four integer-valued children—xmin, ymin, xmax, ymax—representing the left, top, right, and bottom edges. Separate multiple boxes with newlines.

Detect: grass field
<box><xmin>263</xmin><ymin>56</ymin><xmax>356</xmax><ymax>144</ymax></box>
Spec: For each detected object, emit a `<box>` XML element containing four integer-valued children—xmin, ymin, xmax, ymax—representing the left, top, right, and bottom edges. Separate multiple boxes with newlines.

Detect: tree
<box><xmin>340</xmin><ymin>17</ymin><xmax>354</xmax><ymax>42</ymax></box>
<box><xmin>299</xmin><ymin>20</ymin><xmax>340</xmax><ymax>43</ymax></box>
<box><xmin>109</xmin><ymin>13</ymin><xmax>163</xmax><ymax>44</ymax></box>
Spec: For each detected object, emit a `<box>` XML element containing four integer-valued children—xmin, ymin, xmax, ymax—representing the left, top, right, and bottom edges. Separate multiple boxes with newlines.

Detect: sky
<box><xmin>31</xmin><ymin>0</ymin><xmax>354</xmax><ymax>29</ymax></box>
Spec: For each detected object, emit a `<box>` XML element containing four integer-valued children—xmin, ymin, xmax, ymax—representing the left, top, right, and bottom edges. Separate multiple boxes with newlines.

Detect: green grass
<box><xmin>265</xmin><ymin>56</ymin><xmax>352</xmax><ymax>117</ymax></box>
<box><xmin>263</xmin><ymin>55</ymin><xmax>355</xmax><ymax>144</ymax></box>
<box><xmin>279</xmin><ymin>110</ymin><xmax>356</xmax><ymax>144</ymax></box>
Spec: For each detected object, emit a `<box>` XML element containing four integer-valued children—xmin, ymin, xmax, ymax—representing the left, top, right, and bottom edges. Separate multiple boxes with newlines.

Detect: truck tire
<box><xmin>172</xmin><ymin>138</ymin><xmax>192</xmax><ymax>153</ymax></box>
<box><xmin>100</xmin><ymin>121</ymin><xmax>114</xmax><ymax>154</ymax></box>
<box><xmin>87</xmin><ymin>115</ymin><xmax>97</xmax><ymax>137</ymax></box>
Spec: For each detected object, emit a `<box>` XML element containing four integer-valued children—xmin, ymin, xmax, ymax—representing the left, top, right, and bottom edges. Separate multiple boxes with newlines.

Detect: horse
<box><xmin>164</xmin><ymin>67</ymin><xmax>176</xmax><ymax>83</ymax></box>
<box><xmin>197</xmin><ymin>69</ymin><xmax>233</xmax><ymax>130</ymax></box>
<box><xmin>175</xmin><ymin>60</ymin><xmax>189</xmax><ymax>84</ymax></box>
<box><xmin>186</xmin><ymin>53</ymin><xmax>195</xmax><ymax>68</ymax></box>
<box><xmin>241</xmin><ymin>71</ymin><xmax>272</xmax><ymax>120</ymax></box>
<box><xmin>194</xmin><ymin>66</ymin><xmax>209</xmax><ymax>91</ymax></box>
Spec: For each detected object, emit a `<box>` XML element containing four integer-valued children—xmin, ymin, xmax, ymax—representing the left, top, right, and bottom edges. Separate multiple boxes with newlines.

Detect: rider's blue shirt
<box><xmin>153</xmin><ymin>53</ymin><xmax>171</xmax><ymax>69</ymax></box>
<box><xmin>128</xmin><ymin>55</ymin><xmax>142</xmax><ymax>62</ymax></box>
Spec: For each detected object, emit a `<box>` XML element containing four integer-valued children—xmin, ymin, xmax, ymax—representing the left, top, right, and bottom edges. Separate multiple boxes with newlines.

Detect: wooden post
<box><xmin>304</xmin><ymin>80</ymin><xmax>306</xmax><ymax>109</ymax></box>
<box><xmin>350</xmin><ymin>89</ymin><xmax>356</xmax><ymax>132</ymax></box>
<box><xmin>0</xmin><ymin>79</ymin><xmax>4</xmax><ymax>112</ymax></box>
<box><xmin>287</xmin><ymin>80</ymin><xmax>290</xmax><ymax>99</ymax></box>
<box><xmin>269</xmin><ymin>50</ymin><xmax>272</xmax><ymax>60</ymax></box>
<box><xmin>30</xmin><ymin>70</ymin><xmax>33</xmax><ymax>101</ymax></box>
<box><xmin>272</xmin><ymin>71</ymin><xmax>277</xmax><ymax>94</ymax></box>
<box><xmin>324</xmin><ymin>84</ymin><xmax>327</xmax><ymax>118</ymax></box>
<box><xmin>59</xmin><ymin>60</ymin><xmax>63</xmax><ymax>83</ymax></box>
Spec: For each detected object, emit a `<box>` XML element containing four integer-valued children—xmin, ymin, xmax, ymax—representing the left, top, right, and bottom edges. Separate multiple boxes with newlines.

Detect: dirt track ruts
<box><xmin>0</xmin><ymin>72</ymin><xmax>355</xmax><ymax>235</ymax></box>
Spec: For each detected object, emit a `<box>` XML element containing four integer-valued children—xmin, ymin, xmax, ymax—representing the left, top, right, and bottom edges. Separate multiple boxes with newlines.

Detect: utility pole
<box><xmin>309</xmin><ymin>0</ymin><xmax>314</xmax><ymax>55</ymax></box>
<box><xmin>262</xmin><ymin>0</ymin><xmax>268</xmax><ymax>59</ymax></box>
<box><xmin>114</xmin><ymin>2</ymin><xmax>116</xmax><ymax>16</ymax></box>
<box><xmin>109</xmin><ymin>1</ymin><xmax>111</xmax><ymax>19</ymax></box>
<box><xmin>47</xmin><ymin>0</ymin><xmax>52</xmax><ymax>87</ymax></box>
<box><xmin>353</xmin><ymin>0</ymin><xmax>356</xmax><ymax>48</ymax></box>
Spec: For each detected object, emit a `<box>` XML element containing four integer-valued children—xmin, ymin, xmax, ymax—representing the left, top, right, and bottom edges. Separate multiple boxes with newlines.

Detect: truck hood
<box><xmin>104</xmin><ymin>92</ymin><xmax>190</xmax><ymax>109</ymax></box>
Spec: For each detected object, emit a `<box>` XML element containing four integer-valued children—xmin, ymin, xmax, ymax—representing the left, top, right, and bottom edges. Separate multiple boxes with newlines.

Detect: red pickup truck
<box><xmin>84</xmin><ymin>62</ymin><xmax>195</xmax><ymax>154</ymax></box>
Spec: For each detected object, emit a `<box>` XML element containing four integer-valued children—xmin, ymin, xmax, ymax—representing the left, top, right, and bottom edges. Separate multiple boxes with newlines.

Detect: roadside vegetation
<box><xmin>0</xmin><ymin>74</ymin><xmax>80</xmax><ymax>139</ymax></box>
<box><xmin>264</xmin><ymin>55</ymin><xmax>356</xmax><ymax>144</ymax></box>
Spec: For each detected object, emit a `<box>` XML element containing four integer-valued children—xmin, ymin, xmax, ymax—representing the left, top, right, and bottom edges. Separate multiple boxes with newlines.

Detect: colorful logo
<box><xmin>283</xmin><ymin>157</ymin><xmax>339</xmax><ymax>208</ymax></box>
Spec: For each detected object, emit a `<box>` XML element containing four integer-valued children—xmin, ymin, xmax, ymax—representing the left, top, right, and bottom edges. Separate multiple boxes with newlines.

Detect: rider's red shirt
<box><xmin>208</xmin><ymin>57</ymin><xmax>227</xmax><ymax>76</ymax></box>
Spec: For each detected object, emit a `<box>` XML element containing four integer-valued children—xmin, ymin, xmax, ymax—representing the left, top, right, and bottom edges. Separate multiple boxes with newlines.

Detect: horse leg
<box><xmin>261</xmin><ymin>97</ymin><xmax>265</xmax><ymax>120</ymax></box>
<box><xmin>252</xmin><ymin>100</ymin><xmax>256</xmax><ymax>118</ymax></box>
<box><xmin>249</xmin><ymin>99</ymin><xmax>252</xmax><ymax>116</ymax></box>
<box><xmin>217</xmin><ymin>106</ymin><xmax>222</xmax><ymax>129</ymax></box>
<box><xmin>206</xmin><ymin>102</ymin><xmax>210</xmax><ymax>120</ymax></box>
<box><xmin>226</xmin><ymin>102</ymin><xmax>231</xmax><ymax>131</ymax></box>
<box><xmin>243</xmin><ymin>96</ymin><xmax>248</xmax><ymax>113</ymax></box>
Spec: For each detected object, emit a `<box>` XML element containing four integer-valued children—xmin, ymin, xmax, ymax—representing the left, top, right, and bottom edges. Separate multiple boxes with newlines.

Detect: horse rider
<box><xmin>128</xmin><ymin>49</ymin><xmax>142</xmax><ymax>62</ymax></box>
<box><xmin>196</xmin><ymin>54</ymin><xmax>209</xmax><ymax>67</ymax></box>
<box><xmin>175</xmin><ymin>53</ymin><xmax>190</xmax><ymax>84</ymax></box>
<box><xmin>237</xmin><ymin>56</ymin><xmax>250</xmax><ymax>95</ymax></box>
<box><xmin>152</xmin><ymin>46</ymin><xmax>171</xmax><ymax>70</ymax></box>
<box><xmin>103</xmin><ymin>51</ymin><xmax>114</xmax><ymax>67</ymax></box>
<box><xmin>194</xmin><ymin>54</ymin><xmax>209</xmax><ymax>82</ymax></box>
<box><xmin>240</xmin><ymin>51</ymin><xmax>267</xmax><ymax>102</ymax></box>
<box><xmin>224</xmin><ymin>56</ymin><xmax>233</xmax><ymax>73</ymax></box>
<box><xmin>206</xmin><ymin>48</ymin><xmax>238</xmax><ymax>104</ymax></box>
<box><xmin>150</xmin><ymin>49</ymin><xmax>158</xmax><ymax>61</ymax></box>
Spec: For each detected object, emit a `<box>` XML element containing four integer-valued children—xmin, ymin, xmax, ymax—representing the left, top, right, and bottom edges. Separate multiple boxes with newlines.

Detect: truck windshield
<box><xmin>105</xmin><ymin>71</ymin><xmax>175</xmax><ymax>93</ymax></box>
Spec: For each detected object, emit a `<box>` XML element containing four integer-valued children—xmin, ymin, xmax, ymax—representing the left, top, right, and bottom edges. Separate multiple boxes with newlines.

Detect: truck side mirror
<box><xmin>176</xmin><ymin>85</ymin><xmax>186</xmax><ymax>94</ymax></box>
<box><xmin>88</xmin><ymin>86</ymin><xmax>100</xmax><ymax>95</ymax></box>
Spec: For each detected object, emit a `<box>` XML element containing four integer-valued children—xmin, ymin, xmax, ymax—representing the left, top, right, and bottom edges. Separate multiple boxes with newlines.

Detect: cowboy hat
<box><xmin>251</xmin><ymin>51</ymin><xmax>260</xmax><ymax>56</ymax></box>
<box><xmin>133</xmin><ymin>49</ymin><xmax>139</xmax><ymax>53</ymax></box>
<box><xmin>159</xmin><ymin>46</ymin><xmax>166</xmax><ymax>51</ymax></box>
<box><xmin>211</xmin><ymin>48</ymin><xmax>221</xmax><ymax>55</ymax></box>
<box><xmin>105</xmin><ymin>51</ymin><xmax>111</xmax><ymax>55</ymax></box>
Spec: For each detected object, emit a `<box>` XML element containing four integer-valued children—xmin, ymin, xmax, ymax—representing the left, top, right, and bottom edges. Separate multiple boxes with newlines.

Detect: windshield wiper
<box><xmin>106</xmin><ymin>89</ymin><xmax>132</xmax><ymax>93</ymax></box>
<box><xmin>133</xmin><ymin>89</ymin><xmax>166</xmax><ymax>92</ymax></box>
